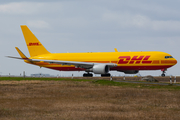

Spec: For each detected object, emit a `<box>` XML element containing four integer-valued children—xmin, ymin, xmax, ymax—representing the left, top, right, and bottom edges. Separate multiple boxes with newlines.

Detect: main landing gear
<box><xmin>83</xmin><ymin>73</ymin><xmax>111</xmax><ymax>77</ymax></box>
<box><xmin>83</xmin><ymin>73</ymin><xmax>93</xmax><ymax>77</ymax></box>
<box><xmin>101</xmin><ymin>73</ymin><xmax>111</xmax><ymax>77</ymax></box>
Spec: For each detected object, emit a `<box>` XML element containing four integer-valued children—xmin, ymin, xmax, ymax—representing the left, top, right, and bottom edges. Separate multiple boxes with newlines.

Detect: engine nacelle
<box><xmin>118</xmin><ymin>70</ymin><xmax>139</xmax><ymax>74</ymax></box>
<box><xmin>92</xmin><ymin>64</ymin><xmax>109</xmax><ymax>74</ymax></box>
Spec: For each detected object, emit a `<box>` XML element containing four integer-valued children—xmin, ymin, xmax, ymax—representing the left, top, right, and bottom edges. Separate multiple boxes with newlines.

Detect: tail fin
<box><xmin>20</xmin><ymin>25</ymin><xmax>50</xmax><ymax>57</ymax></box>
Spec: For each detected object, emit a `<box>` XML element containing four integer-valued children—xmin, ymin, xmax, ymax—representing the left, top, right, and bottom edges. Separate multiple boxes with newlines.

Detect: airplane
<box><xmin>7</xmin><ymin>25</ymin><xmax>177</xmax><ymax>77</ymax></box>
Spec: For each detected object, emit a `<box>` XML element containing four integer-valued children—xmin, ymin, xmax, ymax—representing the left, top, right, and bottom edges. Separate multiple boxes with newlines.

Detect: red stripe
<box><xmin>46</xmin><ymin>65</ymin><xmax>173</xmax><ymax>71</ymax></box>
<box><xmin>152</xmin><ymin>60</ymin><xmax>160</xmax><ymax>64</ymax></box>
<box><xmin>161</xmin><ymin>60</ymin><xmax>177</xmax><ymax>64</ymax></box>
<box><xmin>111</xmin><ymin>65</ymin><xmax>173</xmax><ymax>71</ymax></box>
<box><xmin>47</xmin><ymin>67</ymin><xmax>85</xmax><ymax>71</ymax></box>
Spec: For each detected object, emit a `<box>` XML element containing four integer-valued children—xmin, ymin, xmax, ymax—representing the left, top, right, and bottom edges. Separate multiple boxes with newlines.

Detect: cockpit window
<box><xmin>165</xmin><ymin>56</ymin><xmax>173</xmax><ymax>59</ymax></box>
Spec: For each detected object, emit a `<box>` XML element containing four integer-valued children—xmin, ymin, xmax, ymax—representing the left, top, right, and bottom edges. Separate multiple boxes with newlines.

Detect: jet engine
<box><xmin>90</xmin><ymin>64</ymin><xmax>109</xmax><ymax>74</ymax></box>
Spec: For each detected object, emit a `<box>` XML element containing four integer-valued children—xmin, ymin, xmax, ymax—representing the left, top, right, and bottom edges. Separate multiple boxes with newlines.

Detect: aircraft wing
<box><xmin>30</xmin><ymin>59</ymin><xmax>117</xmax><ymax>69</ymax></box>
<box><xmin>7</xmin><ymin>56</ymin><xmax>117</xmax><ymax>69</ymax></box>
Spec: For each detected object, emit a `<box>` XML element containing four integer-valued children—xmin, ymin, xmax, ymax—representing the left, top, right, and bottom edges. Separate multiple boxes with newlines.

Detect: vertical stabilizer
<box><xmin>21</xmin><ymin>25</ymin><xmax>50</xmax><ymax>57</ymax></box>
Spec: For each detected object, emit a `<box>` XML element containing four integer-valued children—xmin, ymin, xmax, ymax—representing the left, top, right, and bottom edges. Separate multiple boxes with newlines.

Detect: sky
<box><xmin>0</xmin><ymin>0</ymin><xmax>180</xmax><ymax>77</ymax></box>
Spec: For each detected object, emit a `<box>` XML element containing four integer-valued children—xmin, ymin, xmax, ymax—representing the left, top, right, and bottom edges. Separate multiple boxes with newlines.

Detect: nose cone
<box><xmin>174</xmin><ymin>59</ymin><xmax>178</xmax><ymax>65</ymax></box>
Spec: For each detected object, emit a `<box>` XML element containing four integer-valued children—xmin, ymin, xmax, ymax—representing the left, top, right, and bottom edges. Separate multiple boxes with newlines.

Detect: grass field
<box><xmin>0</xmin><ymin>77</ymin><xmax>180</xmax><ymax>120</ymax></box>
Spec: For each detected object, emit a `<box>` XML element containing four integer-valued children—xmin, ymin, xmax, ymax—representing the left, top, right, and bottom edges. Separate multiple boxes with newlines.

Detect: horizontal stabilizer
<box><xmin>6</xmin><ymin>56</ymin><xmax>29</xmax><ymax>60</ymax></box>
<box><xmin>15</xmin><ymin>47</ymin><xmax>28</xmax><ymax>59</ymax></box>
<box><xmin>7</xmin><ymin>47</ymin><xmax>29</xmax><ymax>60</ymax></box>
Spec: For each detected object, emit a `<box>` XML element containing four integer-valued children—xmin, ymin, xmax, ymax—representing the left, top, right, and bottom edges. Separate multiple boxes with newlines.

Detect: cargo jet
<box><xmin>7</xmin><ymin>25</ymin><xmax>177</xmax><ymax>77</ymax></box>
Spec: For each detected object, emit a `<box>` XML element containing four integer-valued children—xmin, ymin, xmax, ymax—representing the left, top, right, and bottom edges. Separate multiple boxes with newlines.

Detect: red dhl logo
<box><xmin>118</xmin><ymin>56</ymin><xmax>152</xmax><ymax>64</ymax></box>
<box><xmin>28</xmin><ymin>42</ymin><xmax>42</xmax><ymax>46</ymax></box>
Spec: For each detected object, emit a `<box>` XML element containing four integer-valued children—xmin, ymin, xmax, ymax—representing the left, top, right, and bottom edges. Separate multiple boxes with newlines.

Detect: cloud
<box><xmin>27</xmin><ymin>20</ymin><xmax>50</xmax><ymax>28</ymax></box>
<box><xmin>0</xmin><ymin>2</ymin><xmax>44</xmax><ymax>14</ymax></box>
<box><xmin>152</xmin><ymin>20</ymin><xmax>180</xmax><ymax>31</ymax></box>
<box><xmin>102</xmin><ymin>11</ymin><xmax>151</xmax><ymax>28</ymax></box>
<box><xmin>102</xmin><ymin>11</ymin><xmax>180</xmax><ymax>31</ymax></box>
<box><xmin>132</xmin><ymin>15</ymin><xmax>151</xmax><ymax>28</ymax></box>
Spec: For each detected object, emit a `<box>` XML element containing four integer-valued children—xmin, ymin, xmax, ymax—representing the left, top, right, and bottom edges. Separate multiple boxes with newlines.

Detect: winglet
<box><xmin>114</xmin><ymin>48</ymin><xmax>118</xmax><ymax>52</ymax></box>
<box><xmin>15</xmin><ymin>47</ymin><xmax>28</xmax><ymax>59</ymax></box>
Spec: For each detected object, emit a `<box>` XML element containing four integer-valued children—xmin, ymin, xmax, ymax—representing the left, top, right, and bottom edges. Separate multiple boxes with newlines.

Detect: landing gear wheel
<box><xmin>161</xmin><ymin>73</ymin><xmax>165</xmax><ymax>77</ymax></box>
<box><xmin>161</xmin><ymin>70</ymin><xmax>166</xmax><ymax>77</ymax></box>
<box><xmin>101</xmin><ymin>73</ymin><xmax>111</xmax><ymax>77</ymax></box>
<box><xmin>83</xmin><ymin>73</ymin><xmax>93</xmax><ymax>77</ymax></box>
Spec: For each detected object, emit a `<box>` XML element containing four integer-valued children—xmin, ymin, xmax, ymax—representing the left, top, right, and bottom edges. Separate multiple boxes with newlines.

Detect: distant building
<box><xmin>31</xmin><ymin>73</ymin><xmax>51</xmax><ymax>77</ymax></box>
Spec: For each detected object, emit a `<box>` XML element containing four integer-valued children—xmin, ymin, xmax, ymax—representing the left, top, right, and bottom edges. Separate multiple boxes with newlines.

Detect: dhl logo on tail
<box><xmin>118</xmin><ymin>56</ymin><xmax>152</xmax><ymax>64</ymax></box>
<box><xmin>27</xmin><ymin>42</ymin><xmax>42</xmax><ymax>46</ymax></box>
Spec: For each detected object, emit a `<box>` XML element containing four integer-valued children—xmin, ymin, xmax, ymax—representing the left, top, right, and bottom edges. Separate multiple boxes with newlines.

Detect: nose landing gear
<box><xmin>161</xmin><ymin>69</ymin><xmax>167</xmax><ymax>77</ymax></box>
<box><xmin>161</xmin><ymin>71</ymin><xmax>165</xmax><ymax>77</ymax></box>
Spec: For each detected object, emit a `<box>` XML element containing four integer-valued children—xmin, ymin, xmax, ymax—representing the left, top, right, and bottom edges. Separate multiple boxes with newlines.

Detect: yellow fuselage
<box><xmin>25</xmin><ymin>51</ymin><xmax>177</xmax><ymax>71</ymax></box>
